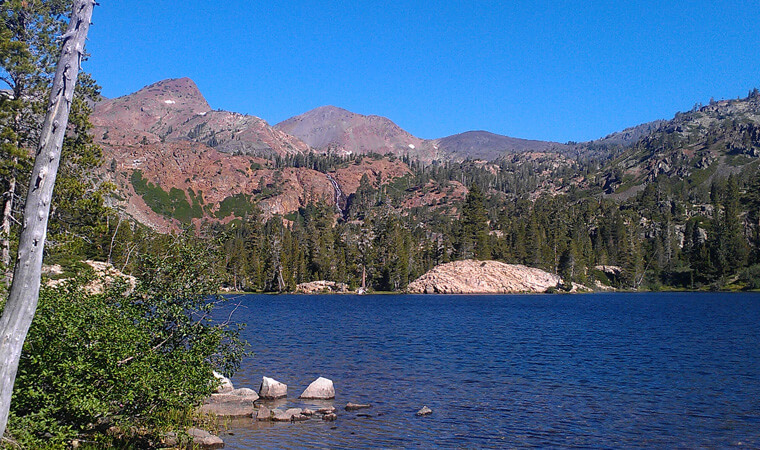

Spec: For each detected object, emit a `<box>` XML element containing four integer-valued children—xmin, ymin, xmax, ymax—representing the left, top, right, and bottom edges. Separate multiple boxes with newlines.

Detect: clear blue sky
<box><xmin>84</xmin><ymin>1</ymin><xmax>760</xmax><ymax>143</ymax></box>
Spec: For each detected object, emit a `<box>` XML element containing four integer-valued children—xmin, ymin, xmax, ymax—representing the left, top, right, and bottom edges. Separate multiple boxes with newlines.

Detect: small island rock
<box><xmin>299</xmin><ymin>377</ymin><xmax>335</xmax><ymax>399</ymax></box>
<box><xmin>259</xmin><ymin>376</ymin><xmax>288</xmax><ymax>399</ymax></box>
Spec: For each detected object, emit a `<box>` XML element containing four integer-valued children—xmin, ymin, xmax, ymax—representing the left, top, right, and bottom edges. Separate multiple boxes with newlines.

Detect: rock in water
<box><xmin>256</xmin><ymin>404</ymin><xmax>272</xmax><ymax>421</ymax></box>
<box><xmin>345</xmin><ymin>402</ymin><xmax>371</xmax><ymax>411</ymax></box>
<box><xmin>164</xmin><ymin>428</ymin><xmax>224</xmax><ymax>449</ymax></box>
<box><xmin>272</xmin><ymin>408</ymin><xmax>306</xmax><ymax>422</ymax></box>
<box><xmin>199</xmin><ymin>388</ymin><xmax>259</xmax><ymax>417</ymax></box>
<box><xmin>259</xmin><ymin>376</ymin><xmax>288</xmax><ymax>399</ymax></box>
<box><xmin>416</xmin><ymin>406</ymin><xmax>433</xmax><ymax>416</ymax></box>
<box><xmin>299</xmin><ymin>377</ymin><xmax>335</xmax><ymax>399</ymax></box>
<box><xmin>406</xmin><ymin>259</ymin><xmax>562</xmax><ymax>294</ymax></box>
<box><xmin>186</xmin><ymin>428</ymin><xmax>224</xmax><ymax>449</ymax></box>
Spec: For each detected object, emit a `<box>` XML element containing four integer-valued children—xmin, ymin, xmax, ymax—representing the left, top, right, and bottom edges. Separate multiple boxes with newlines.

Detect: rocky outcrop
<box><xmin>295</xmin><ymin>281</ymin><xmax>349</xmax><ymax>294</ymax></box>
<box><xmin>406</xmin><ymin>259</ymin><xmax>562</xmax><ymax>294</ymax></box>
<box><xmin>45</xmin><ymin>260</ymin><xmax>137</xmax><ymax>295</ymax></box>
<box><xmin>259</xmin><ymin>376</ymin><xmax>288</xmax><ymax>399</ymax></box>
<box><xmin>299</xmin><ymin>377</ymin><xmax>335</xmax><ymax>399</ymax></box>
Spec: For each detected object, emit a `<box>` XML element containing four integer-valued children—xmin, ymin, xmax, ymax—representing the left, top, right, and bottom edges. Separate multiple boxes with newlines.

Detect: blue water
<box><xmin>214</xmin><ymin>293</ymin><xmax>760</xmax><ymax>448</ymax></box>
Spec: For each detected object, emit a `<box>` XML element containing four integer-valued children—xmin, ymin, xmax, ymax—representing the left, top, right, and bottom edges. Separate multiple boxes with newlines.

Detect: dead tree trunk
<box><xmin>1</xmin><ymin>175</ymin><xmax>16</xmax><ymax>281</ymax></box>
<box><xmin>0</xmin><ymin>0</ymin><xmax>96</xmax><ymax>439</ymax></box>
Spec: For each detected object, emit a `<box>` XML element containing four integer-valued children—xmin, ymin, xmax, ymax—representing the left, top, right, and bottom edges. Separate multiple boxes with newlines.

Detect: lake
<box><xmin>214</xmin><ymin>292</ymin><xmax>760</xmax><ymax>448</ymax></box>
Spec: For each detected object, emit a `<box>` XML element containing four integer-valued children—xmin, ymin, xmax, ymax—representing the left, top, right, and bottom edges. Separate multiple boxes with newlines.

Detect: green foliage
<box><xmin>5</xmin><ymin>235</ymin><xmax>248</xmax><ymax>447</ymax></box>
<box><xmin>215</xmin><ymin>193</ymin><xmax>256</xmax><ymax>219</ymax></box>
<box><xmin>740</xmin><ymin>264</ymin><xmax>760</xmax><ymax>290</ymax></box>
<box><xmin>130</xmin><ymin>170</ymin><xmax>204</xmax><ymax>223</ymax></box>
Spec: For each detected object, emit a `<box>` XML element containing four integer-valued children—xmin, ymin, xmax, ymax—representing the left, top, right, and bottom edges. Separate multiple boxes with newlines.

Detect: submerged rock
<box><xmin>259</xmin><ymin>376</ymin><xmax>288</xmax><ymax>399</ymax></box>
<box><xmin>272</xmin><ymin>408</ymin><xmax>306</xmax><ymax>422</ymax></box>
<box><xmin>406</xmin><ymin>259</ymin><xmax>563</xmax><ymax>294</ymax></box>
<box><xmin>317</xmin><ymin>406</ymin><xmax>336</xmax><ymax>414</ymax></box>
<box><xmin>299</xmin><ymin>377</ymin><xmax>335</xmax><ymax>399</ymax></box>
<box><xmin>345</xmin><ymin>402</ymin><xmax>371</xmax><ymax>411</ymax></box>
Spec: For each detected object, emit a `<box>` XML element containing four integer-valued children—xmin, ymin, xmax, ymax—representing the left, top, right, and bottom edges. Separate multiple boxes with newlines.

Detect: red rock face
<box><xmin>274</xmin><ymin>106</ymin><xmax>443</xmax><ymax>162</ymax></box>
<box><xmin>99</xmin><ymin>137</ymin><xmax>414</xmax><ymax>231</ymax></box>
<box><xmin>92</xmin><ymin>78</ymin><xmax>308</xmax><ymax>157</ymax></box>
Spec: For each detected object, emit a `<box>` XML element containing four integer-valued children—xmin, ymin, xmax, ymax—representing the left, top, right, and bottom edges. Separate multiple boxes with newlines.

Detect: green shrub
<box><xmin>4</xmin><ymin>235</ymin><xmax>247</xmax><ymax>448</ymax></box>
<box><xmin>740</xmin><ymin>264</ymin><xmax>760</xmax><ymax>290</ymax></box>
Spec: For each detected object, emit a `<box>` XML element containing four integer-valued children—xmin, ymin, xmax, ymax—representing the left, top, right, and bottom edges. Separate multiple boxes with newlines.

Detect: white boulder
<box><xmin>212</xmin><ymin>371</ymin><xmax>234</xmax><ymax>393</ymax></box>
<box><xmin>299</xmin><ymin>377</ymin><xmax>335</xmax><ymax>400</ymax></box>
<box><xmin>259</xmin><ymin>376</ymin><xmax>288</xmax><ymax>399</ymax></box>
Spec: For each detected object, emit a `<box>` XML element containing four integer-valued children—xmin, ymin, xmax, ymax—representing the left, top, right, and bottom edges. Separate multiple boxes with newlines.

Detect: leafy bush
<box><xmin>4</xmin><ymin>235</ymin><xmax>247</xmax><ymax>448</ymax></box>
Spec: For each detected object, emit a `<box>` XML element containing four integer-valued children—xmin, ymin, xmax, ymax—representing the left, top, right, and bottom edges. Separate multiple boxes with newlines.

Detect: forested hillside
<box><xmin>17</xmin><ymin>88</ymin><xmax>760</xmax><ymax>294</ymax></box>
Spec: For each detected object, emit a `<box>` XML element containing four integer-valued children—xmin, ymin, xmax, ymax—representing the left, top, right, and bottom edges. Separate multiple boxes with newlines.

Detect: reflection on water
<box><xmin>214</xmin><ymin>293</ymin><xmax>760</xmax><ymax>448</ymax></box>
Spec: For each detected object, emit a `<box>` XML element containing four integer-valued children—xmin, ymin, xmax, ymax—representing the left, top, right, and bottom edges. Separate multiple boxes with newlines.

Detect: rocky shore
<box><xmin>406</xmin><ymin>259</ymin><xmax>563</xmax><ymax>294</ymax></box>
<box><xmin>184</xmin><ymin>373</ymin><xmax>399</xmax><ymax>448</ymax></box>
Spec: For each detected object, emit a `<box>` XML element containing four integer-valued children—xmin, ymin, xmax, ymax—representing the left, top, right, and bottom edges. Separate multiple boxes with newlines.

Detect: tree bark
<box><xmin>0</xmin><ymin>0</ymin><xmax>96</xmax><ymax>439</ymax></box>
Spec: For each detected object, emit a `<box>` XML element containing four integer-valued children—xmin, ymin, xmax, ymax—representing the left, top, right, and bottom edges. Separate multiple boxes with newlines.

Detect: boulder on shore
<box><xmin>406</xmin><ymin>259</ymin><xmax>562</xmax><ymax>294</ymax></box>
<box><xmin>212</xmin><ymin>371</ymin><xmax>234</xmax><ymax>393</ymax></box>
<box><xmin>163</xmin><ymin>428</ymin><xmax>224</xmax><ymax>449</ymax></box>
<box><xmin>299</xmin><ymin>377</ymin><xmax>335</xmax><ymax>399</ymax></box>
<box><xmin>296</xmin><ymin>280</ymin><xmax>349</xmax><ymax>294</ymax></box>
<box><xmin>259</xmin><ymin>376</ymin><xmax>288</xmax><ymax>399</ymax></box>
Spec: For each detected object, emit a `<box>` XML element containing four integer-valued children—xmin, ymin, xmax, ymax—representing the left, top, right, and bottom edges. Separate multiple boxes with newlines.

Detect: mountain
<box><xmin>433</xmin><ymin>130</ymin><xmax>569</xmax><ymax>161</ymax></box>
<box><xmin>273</xmin><ymin>105</ymin><xmax>442</xmax><ymax>161</ymax></box>
<box><xmin>598</xmin><ymin>92</ymin><xmax>760</xmax><ymax>198</ymax></box>
<box><xmin>92</xmin><ymin>78</ymin><xmax>309</xmax><ymax>157</ymax></box>
<box><xmin>91</xmin><ymin>80</ymin><xmax>413</xmax><ymax>231</ymax></box>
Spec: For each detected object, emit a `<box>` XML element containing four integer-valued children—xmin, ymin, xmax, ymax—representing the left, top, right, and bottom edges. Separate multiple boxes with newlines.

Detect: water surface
<box><xmin>215</xmin><ymin>292</ymin><xmax>760</xmax><ymax>448</ymax></box>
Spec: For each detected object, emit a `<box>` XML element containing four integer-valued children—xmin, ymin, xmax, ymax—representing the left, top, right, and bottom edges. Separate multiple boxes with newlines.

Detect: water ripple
<box><xmin>214</xmin><ymin>292</ymin><xmax>760</xmax><ymax>448</ymax></box>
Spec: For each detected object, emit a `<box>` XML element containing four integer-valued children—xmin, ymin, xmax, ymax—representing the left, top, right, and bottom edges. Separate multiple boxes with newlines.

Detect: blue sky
<box><xmin>84</xmin><ymin>1</ymin><xmax>760</xmax><ymax>143</ymax></box>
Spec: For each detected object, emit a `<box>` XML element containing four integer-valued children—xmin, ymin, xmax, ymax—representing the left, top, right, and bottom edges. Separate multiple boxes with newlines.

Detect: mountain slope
<box><xmin>434</xmin><ymin>130</ymin><xmax>569</xmax><ymax>161</ymax></box>
<box><xmin>598</xmin><ymin>92</ymin><xmax>760</xmax><ymax>198</ymax></box>
<box><xmin>274</xmin><ymin>105</ymin><xmax>442</xmax><ymax>161</ymax></box>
